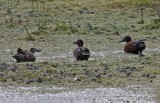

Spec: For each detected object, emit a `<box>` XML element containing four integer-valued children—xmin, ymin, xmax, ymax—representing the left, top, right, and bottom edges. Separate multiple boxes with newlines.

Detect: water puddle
<box><xmin>0</xmin><ymin>85</ymin><xmax>156</xmax><ymax>103</ymax></box>
<box><xmin>1</xmin><ymin>47</ymin><xmax>160</xmax><ymax>62</ymax></box>
<box><xmin>36</xmin><ymin>48</ymin><xmax>160</xmax><ymax>62</ymax></box>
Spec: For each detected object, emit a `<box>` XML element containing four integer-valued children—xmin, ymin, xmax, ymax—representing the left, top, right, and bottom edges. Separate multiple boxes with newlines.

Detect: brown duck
<box><xmin>12</xmin><ymin>48</ymin><xmax>41</xmax><ymax>63</ymax></box>
<box><xmin>119</xmin><ymin>36</ymin><xmax>146</xmax><ymax>56</ymax></box>
<box><xmin>73</xmin><ymin>39</ymin><xmax>90</xmax><ymax>61</ymax></box>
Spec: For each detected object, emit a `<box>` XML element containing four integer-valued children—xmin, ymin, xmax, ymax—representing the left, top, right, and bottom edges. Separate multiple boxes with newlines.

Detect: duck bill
<box><xmin>119</xmin><ymin>39</ymin><xmax>125</xmax><ymax>42</ymax></box>
<box><xmin>12</xmin><ymin>55</ymin><xmax>16</xmax><ymax>58</ymax></box>
<box><xmin>35</xmin><ymin>48</ymin><xmax>42</xmax><ymax>52</ymax></box>
<box><xmin>73</xmin><ymin>41</ymin><xmax>77</xmax><ymax>44</ymax></box>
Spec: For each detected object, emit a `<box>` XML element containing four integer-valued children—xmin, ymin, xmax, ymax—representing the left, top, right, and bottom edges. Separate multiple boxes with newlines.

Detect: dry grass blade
<box><xmin>24</xmin><ymin>25</ymin><xmax>35</xmax><ymax>41</ymax></box>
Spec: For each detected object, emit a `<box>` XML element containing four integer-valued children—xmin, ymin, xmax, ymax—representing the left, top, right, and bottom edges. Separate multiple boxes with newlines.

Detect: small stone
<box><xmin>37</xmin><ymin>77</ymin><xmax>43</xmax><ymax>83</ymax></box>
<box><xmin>104</xmin><ymin>66</ymin><xmax>109</xmax><ymax>70</ymax></box>
<box><xmin>96</xmin><ymin>74</ymin><xmax>101</xmax><ymax>78</ymax></box>
<box><xmin>91</xmin><ymin>78</ymin><xmax>96</xmax><ymax>82</ymax></box>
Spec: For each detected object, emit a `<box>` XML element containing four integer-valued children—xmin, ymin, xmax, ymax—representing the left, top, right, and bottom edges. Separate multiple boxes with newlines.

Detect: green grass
<box><xmin>0</xmin><ymin>0</ymin><xmax>160</xmax><ymax>88</ymax></box>
<box><xmin>0</xmin><ymin>53</ymin><xmax>160</xmax><ymax>88</ymax></box>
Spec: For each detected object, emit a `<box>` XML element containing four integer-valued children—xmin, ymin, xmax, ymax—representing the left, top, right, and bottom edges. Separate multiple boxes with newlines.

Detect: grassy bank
<box><xmin>0</xmin><ymin>0</ymin><xmax>160</xmax><ymax>88</ymax></box>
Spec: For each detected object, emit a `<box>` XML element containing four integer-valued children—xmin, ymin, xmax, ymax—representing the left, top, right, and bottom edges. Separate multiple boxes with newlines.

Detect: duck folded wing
<box><xmin>74</xmin><ymin>47</ymin><xmax>90</xmax><ymax>61</ymax></box>
<box><xmin>133</xmin><ymin>41</ymin><xmax>146</xmax><ymax>48</ymax></box>
<box><xmin>81</xmin><ymin>48</ymin><xmax>90</xmax><ymax>56</ymax></box>
<box><xmin>76</xmin><ymin>48</ymin><xmax>84</xmax><ymax>57</ymax></box>
<box><xmin>76</xmin><ymin>48</ymin><xmax>90</xmax><ymax>56</ymax></box>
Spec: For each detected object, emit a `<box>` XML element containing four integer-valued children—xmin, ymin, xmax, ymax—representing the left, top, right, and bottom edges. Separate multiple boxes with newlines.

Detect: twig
<box><xmin>23</xmin><ymin>25</ymin><xmax>35</xmax><ymax>41</ymax></box>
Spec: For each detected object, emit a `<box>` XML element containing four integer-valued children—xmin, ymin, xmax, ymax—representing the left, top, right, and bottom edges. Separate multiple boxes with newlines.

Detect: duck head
<box><xmin>119</xmin><ymin>36</ymin><xmax>132</xmax><ymax>43</ymax></box>
<box><xmin>73</xmin><ymin>39</ymin><xmax>83</xmax><ymax>47</ymax></box>
<box><xmin>17</xmin><ymin>47</ymin><xmax>23</xmax><ymax>52</ymax></box>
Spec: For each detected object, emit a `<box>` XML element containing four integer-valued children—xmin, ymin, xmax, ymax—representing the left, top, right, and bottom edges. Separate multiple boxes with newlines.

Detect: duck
<box><xmin>12</xmin><ymin>47</ymin><xmax>41</xmax><ymax>63</ymax></box>
<box><xmin>73</xmin><ymin>39</ymin><xmax>90</xmax><ymax>61</ymax></box>
<box><xmin>119</xmin><ymin>36</ymin><xmax>146</xmax><ymax>56</ymax></box>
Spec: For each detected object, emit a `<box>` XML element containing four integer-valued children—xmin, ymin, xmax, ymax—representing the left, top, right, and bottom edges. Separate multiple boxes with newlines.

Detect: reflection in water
<box><xmin>0</xmin><ymin>85</ymin><xmax>156</xmax><ymax>103</ymax></box>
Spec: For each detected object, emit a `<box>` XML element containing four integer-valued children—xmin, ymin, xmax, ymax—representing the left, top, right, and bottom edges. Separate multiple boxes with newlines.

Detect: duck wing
<box><xmin>74</xmin><ymin>47</ymin><xmax>90</xmax><ymax>61</ymax></box>
<box><xmin>81</xmin><ymin>48</ymin><xmax>90</xmax><ymax>56</ymax></box>
<box><xmin>133</xmin><ymin>41</ymin><xmax>146</xmax><ymax>48</ymax></box>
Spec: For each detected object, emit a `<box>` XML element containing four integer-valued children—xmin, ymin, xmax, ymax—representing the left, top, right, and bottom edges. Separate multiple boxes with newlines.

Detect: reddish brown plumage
<box><xmin>120</xmin><ymin>36</ymin><xmax>146</xmax><ymax>55</ymax></box>
<box><xmin>124</xmin><ymin>41</ymin><xmax>139</xmax><ymax>54</ymax></box>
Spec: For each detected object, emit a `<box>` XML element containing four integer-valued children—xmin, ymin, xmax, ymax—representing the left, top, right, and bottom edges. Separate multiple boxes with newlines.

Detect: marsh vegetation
<box><xmin>0</xmin><ymin>0</ymin><xmax>160</xmax><ymax>94</ymax></box>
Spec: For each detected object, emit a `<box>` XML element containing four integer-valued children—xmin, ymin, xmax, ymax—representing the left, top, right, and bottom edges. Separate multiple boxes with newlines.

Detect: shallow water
<box><xmin>2</xmin><ymin>46</ymin><xmax>160</xmax><ymax>63</ymax></box>
<box><xmin>0</xmin><ymin>85</ymin><xmax>156</xmax><ymax>103</ymax></box>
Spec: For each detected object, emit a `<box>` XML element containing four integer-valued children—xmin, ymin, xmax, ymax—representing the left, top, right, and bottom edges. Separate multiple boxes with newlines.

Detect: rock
<box><xmin>0</xmin><ymin>63</ymin><xmax>8</xmax><ymax>70</ymax></box>
<box><xmin>9</xmin><ymin>65</ymin><xmax>18</xmax><ymax>72</ymax></box>
<box><xmin>104</xmin><ymin>66</ymin><xmax>109</xmax><ymax>70</ymax></box>
<box><xmin>142</xmin><ymin>73</ymin><xmax>156</xmax><ymax>79</ymax></box>
<box><xmin>118</xmin><ymin>66</ymin><xmax>136</xmax><ymax>77</ymax></box>
<box><xmin>26</xmin><ymin>80</ymin><xmax>34</xmax><ymax>84</ymax></box>
<box><xmin>37</xmin><ymin>77</ymin><xmax>43</xmax><ymax>83</ymax></box>
<box><xmin>96</xmin><ymin>74</ymin><xmax>101</xmax><ymax>78</ymax></box>
<box><xmin>74</xmin><ymin>77</ymin><xmax>81</xmax><ymax>81</ymax></box>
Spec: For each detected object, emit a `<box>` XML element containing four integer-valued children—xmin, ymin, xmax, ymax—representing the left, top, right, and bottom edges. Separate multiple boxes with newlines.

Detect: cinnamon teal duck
<box><xmin>119</xmin><ymin>36</ymin><xmax>146</xmax><ymax>56</ymax></box>
<box><xmin>73</xmin><ymin>39</ymin><xmax>90</xmax><ymax>61</ymax></box>
<box><xmin>12</xmin><ymin>47</ymin><xmax>41</xmax><ymax>63</ymax></box>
